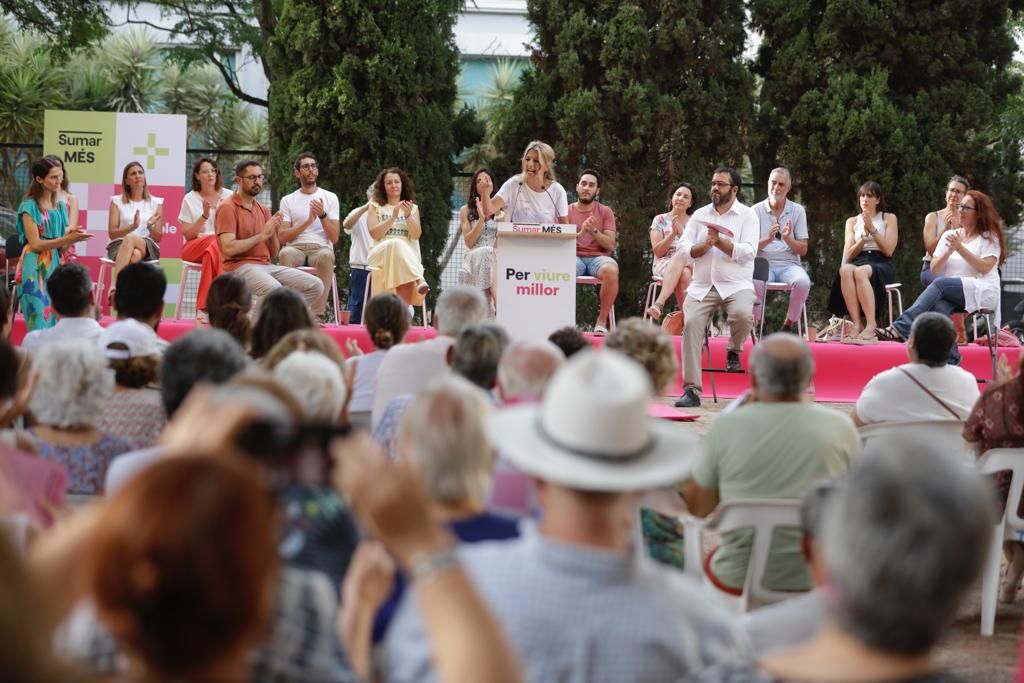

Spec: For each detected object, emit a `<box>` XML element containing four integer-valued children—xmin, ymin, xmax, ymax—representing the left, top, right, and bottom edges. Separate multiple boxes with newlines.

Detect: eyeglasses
<box><xmin>947</xmin><ymin>188</ymin><xmax>964</xmax><ymax>195</ymax></box>
<box><xmin>710</xmin><ymin>181</ymin><xmax>733</xmax><ymax>189</ymax></box>
<box><xmin>956</xmin><ymin>203</ymin><xmax>976</xmax><ymax>212</ymax></box>
<box><xmin>298</xmin><ymin>163</ymin><xmax>318</xmax><ymax>171</ymax></box>
<box><xmin>242</xmin><ymin>174</ymin><xmax>265</xmax><ymax>182</ymax></box>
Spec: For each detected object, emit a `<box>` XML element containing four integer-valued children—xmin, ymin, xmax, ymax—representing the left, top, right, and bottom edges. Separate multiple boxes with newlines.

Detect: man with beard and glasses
<box><xmin>675</xmin><ymin>167</ymin><xmax>759</xmax><ymax>408</ymax></box>
<box><xmin>569</xmin><ymin>169</ymin><xmax>618</xmax><ymax>335</ymax></box>
<box><xmin>216</xmin><ymin>160</ymin><xmax>323</xmax><ymax>316</ymax></box>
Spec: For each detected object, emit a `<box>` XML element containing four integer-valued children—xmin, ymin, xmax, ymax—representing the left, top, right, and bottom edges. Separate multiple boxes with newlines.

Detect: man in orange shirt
<box><xmin>569</xmin><ymin>169</ymin><xmax>618</xmax><ymax>336</ymax></box>
<box><xmin>215</xmin><ymin>160</ymin><xmax>323</xmax><ymax>315</ymax></box>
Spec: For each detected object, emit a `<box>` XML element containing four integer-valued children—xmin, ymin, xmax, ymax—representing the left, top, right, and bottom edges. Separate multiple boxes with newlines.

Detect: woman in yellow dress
<box><xmin>366</xmin><ymin>167</ymin><xmax>427</xmax><ymax>308</ymax></box>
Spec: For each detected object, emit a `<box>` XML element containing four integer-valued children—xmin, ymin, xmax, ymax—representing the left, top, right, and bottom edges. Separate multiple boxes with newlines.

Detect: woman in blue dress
<box><xmin>16</xmin><ymin>157</ymin><xmax>92</xmax><ymax>330</ymax></box>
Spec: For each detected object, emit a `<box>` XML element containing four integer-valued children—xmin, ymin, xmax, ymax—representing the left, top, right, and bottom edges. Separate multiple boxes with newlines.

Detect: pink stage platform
<box><xmin>11</xmin><ymin>316</ymin><xmax>1017</xmax><ymax>404</ymax></box>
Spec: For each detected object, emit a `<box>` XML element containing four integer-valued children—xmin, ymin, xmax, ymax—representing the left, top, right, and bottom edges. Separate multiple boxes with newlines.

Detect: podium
<box><xmin>494</xmin><ymin>222</ymin><xmax>578</xmax><ymax>341</ymax></box>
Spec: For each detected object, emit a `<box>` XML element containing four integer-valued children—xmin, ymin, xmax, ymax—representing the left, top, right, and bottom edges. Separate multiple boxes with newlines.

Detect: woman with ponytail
<box><xmin>344</xmin><ymin>293</ymin><xmax>410</xmax><ymax>428</ymax></box>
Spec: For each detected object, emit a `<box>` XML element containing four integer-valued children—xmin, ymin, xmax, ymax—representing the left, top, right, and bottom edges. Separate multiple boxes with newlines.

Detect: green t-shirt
<box><xmin>693</xmin><ymin>402</ymin><xmax>859</xmax><ymax>591</ymax></box>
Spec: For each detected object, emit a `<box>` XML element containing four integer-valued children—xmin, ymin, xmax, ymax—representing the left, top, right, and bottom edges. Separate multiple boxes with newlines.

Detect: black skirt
<box><xmin>827</xmin><ymin>250</ymin><xmax>896</xmax><ymax>319</ymax></box>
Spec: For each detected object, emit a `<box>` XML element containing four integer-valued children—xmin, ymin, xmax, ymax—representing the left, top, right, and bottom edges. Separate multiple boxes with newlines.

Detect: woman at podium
<box><xmin>483</xmin><ymin>141</ymin><xmax>569</xmax><ymax>225</ymax></box>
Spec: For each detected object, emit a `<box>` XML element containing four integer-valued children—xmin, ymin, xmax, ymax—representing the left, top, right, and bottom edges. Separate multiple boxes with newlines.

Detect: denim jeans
<box><xmin>892</xmin><ymin>276</ymin><xmax>966</xmax><ymax>364</ymax></box>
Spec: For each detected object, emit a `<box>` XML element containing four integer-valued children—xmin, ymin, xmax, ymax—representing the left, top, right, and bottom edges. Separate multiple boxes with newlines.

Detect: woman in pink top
<box><xmin>645</xmin><ymin>182</ymin><xmax>696</xmax><ymax>321</ymax></box>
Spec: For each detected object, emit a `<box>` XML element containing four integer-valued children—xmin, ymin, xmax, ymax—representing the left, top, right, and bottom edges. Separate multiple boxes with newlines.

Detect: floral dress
<box><xmin>16</xmin><ymin>198</ymin><xmax>68</xmax><ymax>331</ymax></box>
<box><xmin>458</xmin><ymin>215</ymin><xmax>498</xmax><ymax>289</ymax></box>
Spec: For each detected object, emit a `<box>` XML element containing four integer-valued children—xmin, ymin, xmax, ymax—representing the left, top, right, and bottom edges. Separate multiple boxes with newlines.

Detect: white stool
<box><xmin>576</xmin><ymin>276</ymin><xmax>616</xmax><ymax>331</ymax></box>
<box><xmin>361</xmin><ymin>270</ymin><xmax>429</xmax><ymax>326</ymax></box>
<box><xmin>94</xmin><ymin>257</ymin><xmax>159</xmax><ymax>316</ymax></box>
<box><xmin>174</xmin><ymin>261</ymin><xmax>204</xmax><ymax>320</ymax></box>
<box><xmin>642</xmin><ymin>277</ymin><xmax>663</xmax><ymax>321</ymax></box>
<box><xmin>298</xmin><ymin>265</ymin><xmax>341</xmax><ymax>324</ymax></box>
<box><xmin>757</xmin><ymin>282</ymin><xmax>810</xmax><ymax>341</ymax></box>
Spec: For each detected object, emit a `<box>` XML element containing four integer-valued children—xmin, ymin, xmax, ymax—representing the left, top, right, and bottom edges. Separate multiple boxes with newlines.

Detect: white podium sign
<box><xmin>495</xmin><ymin>222</ymin><xmax>578</xmax><ymax>341</ymax></box>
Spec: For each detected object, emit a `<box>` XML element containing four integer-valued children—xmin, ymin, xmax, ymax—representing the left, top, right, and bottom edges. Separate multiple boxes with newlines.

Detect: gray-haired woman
<box><xmin>25</xmin><ymin>340</ymin><xmax>133</xmax><ymax>494</ymax></box>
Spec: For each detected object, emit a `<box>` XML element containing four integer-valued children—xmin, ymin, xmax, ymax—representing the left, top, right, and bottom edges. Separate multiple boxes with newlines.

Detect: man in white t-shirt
<box><xmin>342</xmin><ymin>184</ymin><xmax>375</xmax><ymax>324</ymax></box>
<box><xmin>853</xmin><ymin>312</ymin><xmax>980</xmax><ymax>425</ymax></box>
<box><xmin>278</xmin><ymin>152</ymin><xmax>341</xmax><ymax>317</ymax></box>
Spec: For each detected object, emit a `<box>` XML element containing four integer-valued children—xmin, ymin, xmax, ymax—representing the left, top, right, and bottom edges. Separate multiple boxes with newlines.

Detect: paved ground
<box><xmin>661</xmin><ymin>395</ymin><xmax>1021</xmax><ymax>681</ymax></box>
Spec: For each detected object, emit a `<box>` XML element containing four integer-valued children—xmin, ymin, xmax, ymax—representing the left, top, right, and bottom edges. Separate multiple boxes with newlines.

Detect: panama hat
<box><xmin>486</xmin><ymin>350</ymin><xmax>696</xmax><ymax>491</ymax></box>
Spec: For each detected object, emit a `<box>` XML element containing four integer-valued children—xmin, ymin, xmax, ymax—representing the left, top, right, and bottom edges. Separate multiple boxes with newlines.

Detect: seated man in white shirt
<box><xmin>852</xmin><ymin>312</ymin><xmax>979</xmax><ymax>425</ymax></box>
<box><xmin>752</xmin><ymin>168</ymin><xmax>811</xmax><ymax>334</ymax></box>
<box><xmin>676</xmin><ymin>167</ymin><xmax>760</xmax><ymax>408</ymax></box>
<box><xmin>277</xmin><ymin>152</ymin><xmax>340</xmax><ymax>319</ymax></box>
<box><xmin>343</xmin><ymin>184</ymin><xmax>375</xmax><ymax>324</ymax></box>
<box><xmin>21</xmin><ymin>263</ymin><xmax>102</xmax><ymax>353</ymax></box>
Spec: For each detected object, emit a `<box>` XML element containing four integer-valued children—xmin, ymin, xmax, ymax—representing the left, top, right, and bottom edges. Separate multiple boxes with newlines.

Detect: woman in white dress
<box><xmin>879</xmin><ymin>190</ymin><xmax>1005</xmax><ymax>365</ymax></box>
<box><xmin>482</xmin><ymin>140</ymin><xmax>569</xmax><ymax>225</ymax></box>
<box><xmin>106</xmin><ymin>162</ymin><xmax>163</xmax><ymax>302</ymax></box>
<box><xmin>458</xmin><ymin>168</ymin><xmax>502</xmax><ymax>315</ymax></box>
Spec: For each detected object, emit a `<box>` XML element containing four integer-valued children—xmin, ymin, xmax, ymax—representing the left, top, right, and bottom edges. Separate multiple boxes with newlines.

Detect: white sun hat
<box><xmin>97</xmin><ymin>319</ymin><xmax>160</xmax><ymax>360</ymax></box>
<box><xmin>486</xmin><ymin>349</ymin><xmax>696</xmax><ymax>491</ymax></box>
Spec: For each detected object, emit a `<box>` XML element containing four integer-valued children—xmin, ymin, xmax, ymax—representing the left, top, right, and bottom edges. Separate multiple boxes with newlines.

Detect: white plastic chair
<box><xmin>858</xmin><ymin>420</ymin><xmax>971</xmax><ymax>462</ymax></box>
<box><xmin>977</xmin><ymin>448</ymin><xmax>1024</xmax><ymax>636</ymax></box>
<box><xmin>682</xmin><ymin>498</ymin><xmax>805</xmax><ymax>613</ymax></box>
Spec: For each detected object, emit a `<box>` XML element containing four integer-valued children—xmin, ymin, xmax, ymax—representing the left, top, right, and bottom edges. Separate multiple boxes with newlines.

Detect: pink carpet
<box><xmin>11</xmin><ymin>316</ymin><xmax>1016</xmax><ymax>404</ymax></box>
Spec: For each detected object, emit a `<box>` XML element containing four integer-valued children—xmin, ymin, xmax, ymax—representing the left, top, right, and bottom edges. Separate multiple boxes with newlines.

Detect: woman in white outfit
<box><xmin>879</xmin><ymin>190</ymin><xmax>1004</xmax><ymax>365</ymax></box>
<box><xmin>482</xmin><ymin>140</ymin><xmax>569</xmax><ymax>225</ymax></box>
<box><xmin>106</xmin><ymin>162</ymin><xmax>163</xmax><ymax>303</ymax></box>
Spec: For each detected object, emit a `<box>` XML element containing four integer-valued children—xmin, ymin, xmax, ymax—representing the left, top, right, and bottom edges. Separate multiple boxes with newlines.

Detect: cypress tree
<box><xmin>750</xmin><ymin>0</ymin><xmax>1024</xmax><ymax>312</ymax></box>
<box><xmin>268</xmin><ymin>0</ymin><xmax>463</xmax><ymax>293</ymax></box>
<box><xmin>494</xmin><ymin>0</ymin><xmax>754</xmax><ymax>316</ymax></box>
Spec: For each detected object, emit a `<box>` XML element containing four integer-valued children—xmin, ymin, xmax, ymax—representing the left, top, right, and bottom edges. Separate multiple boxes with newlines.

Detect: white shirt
<box><xmin>278</xmin><ymin>187</ymin><xmax>340</xmax><ymax>247</ymax></box>
<box><xmin>111</xmin><ymin>196</ymin><xmax>163</xmax><ymax>238</ymax></box>
<box><xmin>345</xmin><ymin>209</ymin><xmax>372</xmax><ymax>267</ymax></box>
<box><xmin>21</xmin><ymin>317</ymin><xmax>104</xmax><ymax>354</ymax></box>
<box><xmin>496</xmin><ymin>177</ymin><xmax>569</xmax><ymax>224</ymax></box>
<box><xmin>932</xmin><ymin>229</ymin><xmax>1001</xmax><ymax>317</ymax></box>
<box><xmin>680</xmin><ymin>200</ymin><xmax>759</xmax><ymax>301</ymax></box>
<box><xmin>345</xmin><ymin>349</ymin><xmax>388</xmax><ymax>413</ymax></box>
<box><xmin>856</xmin><ymin>362</ymin><xmax>980</xmax><ymax>424</ymax></box>
<box><xmin>370</xmin><ymin>337</ymin><xmax>454</xmax><ymax>428</ymax></box>
<box><xmin>178</xmin><ymin>188</ymin><xmax>234</xmax><ymax>237</ymax></box>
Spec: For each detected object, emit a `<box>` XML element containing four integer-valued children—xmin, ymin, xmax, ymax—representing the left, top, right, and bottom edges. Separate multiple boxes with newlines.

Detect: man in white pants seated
<box><xmin>752</xmin><ymin>167</ymin><xmax>811</xmax><ymax>334</ymax></box>
<box><xmin>216</xmin><ymin>159</ymin><xmax>322</xmax><ymax>315</ymax></box>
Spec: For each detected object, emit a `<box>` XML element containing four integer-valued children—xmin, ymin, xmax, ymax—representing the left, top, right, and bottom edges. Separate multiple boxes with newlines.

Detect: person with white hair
<box><xmin>682</xmin><ymin>334</ymin><xmax>859</xmax><ymax>596</ymax></box>
<box><xmin>692</xmin><ymin>445</ymin><xmax>993</xmax><ymax>683</ymax></box>
<box><xmin>383</xmin><ymin>351</ymin><xmax>739</xmax><ymax>683</ymax></box>
<box><xmin>371</xmin><ymin>285</ymin><xmax>488</xmax><ymax>427</ymax></box>
<box><xmin>342</xmin><ymin>375</ymin><xmax>520</xmax><ymax>672</ymax></box>
<box><xmin>273</xmin><ymin>351</ymin><xmax>347</xmax><ymax>423</ymax></box>
<box><xmin>24</xmin><ymin>340</ymin><xmax>133</xmax><ymax>494</ymax></box>
<box><xmin>495</xmin><ymin>340</ymin><xmax>565</xmax><ymax>404</ymax></box>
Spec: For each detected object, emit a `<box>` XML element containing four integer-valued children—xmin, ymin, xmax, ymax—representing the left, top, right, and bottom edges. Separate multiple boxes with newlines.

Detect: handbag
<box><xmin>661</xmin><ymin>310</ymin><xmax>684</xmax><ymax>336</ymax></box>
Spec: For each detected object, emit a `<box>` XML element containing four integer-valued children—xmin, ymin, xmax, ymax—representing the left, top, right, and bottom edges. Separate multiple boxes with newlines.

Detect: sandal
<box><xmin>646</xmin><ymin>301</ymin><xmax>664</xmax><ymax>322</ymax></box>
<box><xmin>875</xmin><ymin>326</ymin><xmax>903</xmax><ymax>343</ymax></box>
<box><xmin>593</xmin><ymin>324</ymin><xmax>609</xmax><ymax>336</ymax></box>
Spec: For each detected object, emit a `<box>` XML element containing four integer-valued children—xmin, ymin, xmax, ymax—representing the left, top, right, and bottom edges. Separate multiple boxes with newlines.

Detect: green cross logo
<box><xmin>132</xmin><ymin>133</ymin><xmax>169</xmax><ymax>169</ymax></box>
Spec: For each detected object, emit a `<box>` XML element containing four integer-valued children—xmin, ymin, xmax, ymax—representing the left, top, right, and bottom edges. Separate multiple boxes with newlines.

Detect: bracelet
<box><xmin>201</xmin><ymin>214</ymin><xmax>209</xmax><ymax>220</ymax></box>
<box><xmin>319</xmin><ymin>212</ymin><xmax>327</xmax><ymax>220</ymax></box>
<box><xmin>408</xmin><ymin>545</ymin><xmax>459</xmax><ymax>584</ymax></box>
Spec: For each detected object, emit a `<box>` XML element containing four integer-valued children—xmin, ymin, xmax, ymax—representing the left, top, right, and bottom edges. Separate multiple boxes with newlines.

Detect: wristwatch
<box><xmin>319</xmin><ymin>211</ymin><xmax>327</xmax><ymax>220</ymax></box>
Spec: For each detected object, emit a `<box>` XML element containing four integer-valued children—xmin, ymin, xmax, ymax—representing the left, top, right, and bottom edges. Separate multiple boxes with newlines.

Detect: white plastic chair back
<box><xmin>687</xmin><ymin>499</ymin><xmax>804</xmax><ymax>613</ymax></box>
<box><xmin>976</xmin><ymin>448</ymin><xmax>1024</xmax><ymax>635</ymax></box>
<box><xmin>858</xmin><ymin>420</ymin><xmax>971</xmax><ymax>463</ymax></box>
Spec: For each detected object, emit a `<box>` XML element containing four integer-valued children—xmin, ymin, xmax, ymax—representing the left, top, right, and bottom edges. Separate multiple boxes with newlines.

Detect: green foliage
<box><xmin>496</xmin><ymin>0</ymin><xmax>755</xmax><ymax>317</ymax></box>
<box><xmin>750</xmin><ymin>0</ymin><xmax>1024</xmax><ymax>321</ymax></box>
<box><xmin>268</xmin><ymin>0</ymin><xmax>465</xmax><ymax>295</ymax></box>
<box><xmin>0</xmin><ymin>0</ymin><xmax>108</xmax><ymax>51</ymax></box>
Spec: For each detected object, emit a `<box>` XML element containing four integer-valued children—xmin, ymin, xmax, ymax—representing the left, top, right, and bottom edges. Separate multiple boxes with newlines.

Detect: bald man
<box><xmin>682</xmin><ymin>334</ymin><xmax>859</xmax><ymax>596</ymax></box>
